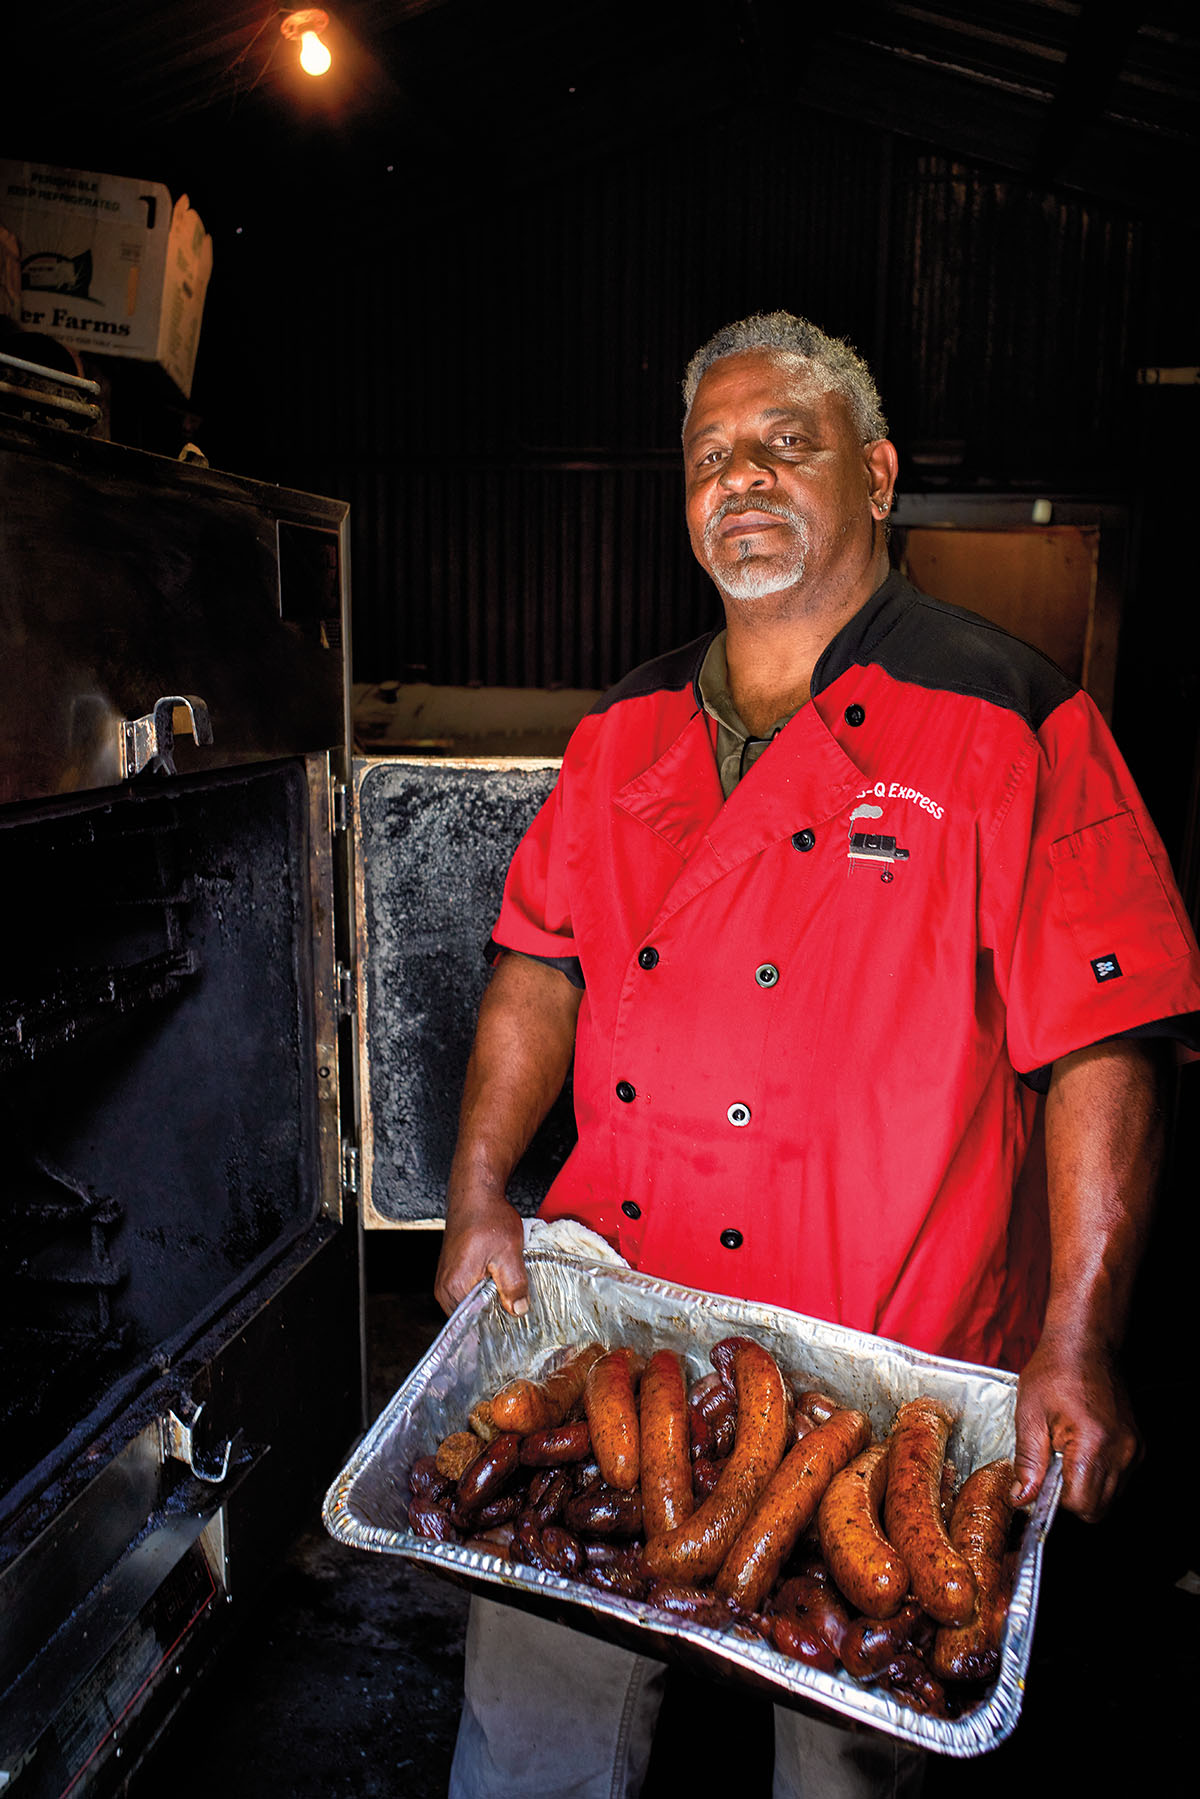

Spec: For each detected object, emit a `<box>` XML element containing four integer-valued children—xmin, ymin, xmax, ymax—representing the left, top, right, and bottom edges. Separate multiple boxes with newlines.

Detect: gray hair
<box><xmin>682</xmin><ymin>310</ymin><xmax>888</xmax><ymax>442</ymax></box>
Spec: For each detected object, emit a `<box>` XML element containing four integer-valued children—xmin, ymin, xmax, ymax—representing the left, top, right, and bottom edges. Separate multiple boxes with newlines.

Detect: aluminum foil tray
<box><xmin>323</xmin><ymin>1251</ymin><xmax>1059</xmax><ymax>1758</ymax></box>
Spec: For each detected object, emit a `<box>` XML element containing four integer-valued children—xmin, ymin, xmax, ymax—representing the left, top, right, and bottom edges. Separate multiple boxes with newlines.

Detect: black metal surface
<box><xmin>0</xmin><ymin>415</ymin><xmax>361</xmax><ymax>1799</ymax></box>
<box><xmin>0</xmin><ymin>1219</ymin><xmax>363</xmax><ymax>1798</ymax></box>
<box><xmin>356</xmin><ymin>758</ymin><xmax>575</xmax><ymax>1224</ymax></box>
<box><xmin>0</xmin><ymin>416</ymin><xmax>348</xmax><ymax>808</ymax></box>
<box><xmin>0</xmin><ymin>762</ymin><xmax>322</xmax><ymax>1499</ymax></box>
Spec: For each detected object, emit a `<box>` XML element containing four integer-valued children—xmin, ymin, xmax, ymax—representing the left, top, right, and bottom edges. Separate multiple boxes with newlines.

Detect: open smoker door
<box><xmin>0</xmin><ymin>418</ymin><xmax>362</xmax><ymax>1797</ymax></box>
<box><xmin>350</xmin><ymin>755</ymin><xmax>576</xmax><ymax>1230</ymax></box>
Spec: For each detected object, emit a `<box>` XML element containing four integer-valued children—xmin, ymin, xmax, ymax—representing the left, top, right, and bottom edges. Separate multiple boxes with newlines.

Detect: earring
<box><xmin>875</xmin><ymin>496</ymin><xmax>891</xmax><ymax>516</ymax></box>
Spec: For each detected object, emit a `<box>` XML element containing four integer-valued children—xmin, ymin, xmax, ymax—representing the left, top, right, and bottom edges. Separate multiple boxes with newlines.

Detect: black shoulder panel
<box><xmin>589</xmin><ymin>632</ymin><xmax>714</xmax><ymax>717</ymax></box>
<box><xmin>816</xmin><ymin>572</ymin><xmax>1078</xmax><ymax>732</ymax></box>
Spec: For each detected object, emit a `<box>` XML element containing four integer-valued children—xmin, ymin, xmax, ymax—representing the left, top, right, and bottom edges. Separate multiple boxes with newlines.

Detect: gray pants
<box><xmin>449</xmin><ymin>1597</ymin><xmax>926</xmax><ymax>1799</ymax></box>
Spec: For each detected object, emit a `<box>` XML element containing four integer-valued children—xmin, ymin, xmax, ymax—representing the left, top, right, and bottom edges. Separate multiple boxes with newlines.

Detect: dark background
<box><xmin>5</xmin><ymin>4</ymin><xmax>1198</xmax><ymax>727</ymax></box>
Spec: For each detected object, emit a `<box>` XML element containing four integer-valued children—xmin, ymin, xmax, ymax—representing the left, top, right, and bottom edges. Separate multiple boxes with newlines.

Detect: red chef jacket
<box><xmin>491</xmin><ymin>574</ymin><xmax>1200</xmax><ymax>1369</ymax></box>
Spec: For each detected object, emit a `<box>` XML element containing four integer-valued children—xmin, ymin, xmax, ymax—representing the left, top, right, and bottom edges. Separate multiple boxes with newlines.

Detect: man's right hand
<box><xmin>433</xmin><ymin>952</ymin><xmax>582</xmax><ymax>1320</ymax></box>
<box><xmin>434</xmin><ymin>1190</ymin><xmax>529</xmax><ymax>1317</ymax></box>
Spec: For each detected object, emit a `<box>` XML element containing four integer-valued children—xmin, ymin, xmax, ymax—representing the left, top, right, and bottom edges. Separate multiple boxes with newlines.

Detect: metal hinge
<box><xmin>335</xmin><ymin>961</ymin><xmax>355</xmax><ymax>1018</ymax></box>
<box><xmin>342</xmin><ymin>1142</ymin><xmax>359</xmax><ymax>1196</ymax></box>
<box><xmin>331</xmin><ymin>781</ymin><xmax>349</xmax><ymax>834</ymax></box>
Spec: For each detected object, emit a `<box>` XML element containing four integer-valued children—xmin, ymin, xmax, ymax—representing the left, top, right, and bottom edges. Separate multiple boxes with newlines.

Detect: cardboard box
<box><xmin>0</xmin><ymin>161</ymin><xmax>213</xmax><ymax>397</ymax></box>
<box><xmin>0</xmin><ymin>223</ymin><xmax>20</xmax><ymax>323</ymax></box>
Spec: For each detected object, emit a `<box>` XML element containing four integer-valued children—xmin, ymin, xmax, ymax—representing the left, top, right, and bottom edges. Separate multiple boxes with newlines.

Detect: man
<box><xmin>435</xmin><ymin>312</ymin><xmax>1200</xmax><ymax>1795</ymax></box>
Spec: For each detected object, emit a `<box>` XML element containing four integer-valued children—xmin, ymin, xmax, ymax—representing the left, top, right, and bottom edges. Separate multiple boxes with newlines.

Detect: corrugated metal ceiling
<box><xmin>6</xmin><ymin>2</ymin><xmax>1197</xmax><ymax>215</ymax></box>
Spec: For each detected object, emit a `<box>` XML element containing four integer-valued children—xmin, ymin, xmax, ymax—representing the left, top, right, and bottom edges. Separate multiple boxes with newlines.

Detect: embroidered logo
<box><xmin>848</xmin><ymin>831</ymin><xmax>910</xmax><ymax>866</ymax></box>
<box><xmin>855</xmin><ymin>782</ymin><xmax>945</xmax><ymax>821</ymax></box>
<box><xmin>847</xmin><ymin>803</ymin><xmax>909</xmax><ymax>881</ymax></box>
<box><xmin>1091</xmin><ymin>954</ymin><xmax>1123</xmax><ymax>983</ymax></box>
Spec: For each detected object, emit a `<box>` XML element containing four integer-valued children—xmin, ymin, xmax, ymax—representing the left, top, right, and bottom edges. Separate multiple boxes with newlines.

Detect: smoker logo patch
<box><xmin>848</xmin><ymin>831</ymin><xmax>909</xmax><ymax>865</ymax></box>
<box><xmin>1091</xmin><ymin>953</ymin><xmax>1123</xmax><ymax>983</ymax></box>
<box><xmin>847</xmin><ymin>804</ymin><xmax>909</xmax><ymax>880</ymax></box>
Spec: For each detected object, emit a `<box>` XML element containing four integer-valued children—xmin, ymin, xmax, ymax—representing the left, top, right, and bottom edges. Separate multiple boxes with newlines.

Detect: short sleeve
<box><xmin>984</xmin><ymin>690</ymin><xmax>1200</xmax><ymax>1075</ymax></box>
<box><xmin>490</xmin><ymin>768</ymin><xmax>581</xmax><ymax>968</ymax></box>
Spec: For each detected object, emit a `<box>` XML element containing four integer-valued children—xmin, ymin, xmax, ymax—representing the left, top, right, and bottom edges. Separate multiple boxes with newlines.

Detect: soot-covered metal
<box><xmin>0</xmin><ymin>763</ymin><xmax>318</xmax><ymax>1494</ymax></box>
<box><xmin>0</xmin><ymin>408</ymin><xmax>361</xmax><ymax>1798</ymax></box>
<box><xmin>355</xmin><ymin>758</ymin><xmax>575</xmax><ymax>1226</ymax></box>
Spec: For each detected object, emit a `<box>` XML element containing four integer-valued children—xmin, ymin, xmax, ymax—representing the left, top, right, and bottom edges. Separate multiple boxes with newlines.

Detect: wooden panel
<box><xmin>900</xmin><ymin>526</ymin><xmax>1102</xmax><ymax>702</ymax></box>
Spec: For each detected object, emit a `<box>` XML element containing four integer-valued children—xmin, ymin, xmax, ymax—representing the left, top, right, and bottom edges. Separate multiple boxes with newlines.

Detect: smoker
<box><xmin>0</xmin><ymin>377</ymin><xmax>569</xmax><ymax>1797</ymax></box>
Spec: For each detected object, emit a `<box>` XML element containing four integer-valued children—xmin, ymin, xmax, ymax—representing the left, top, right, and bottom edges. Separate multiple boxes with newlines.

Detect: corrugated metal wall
<box><xmin>203</xmin><ymin>109</ymin><xmax>1165</xmax><ymax>688</ymax></box>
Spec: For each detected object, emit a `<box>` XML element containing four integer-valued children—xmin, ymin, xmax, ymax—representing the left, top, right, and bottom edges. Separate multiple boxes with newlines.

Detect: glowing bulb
<box><xmin>299</xmin><ymin>29</ymin><xmax>331</xmax><ymax>76</ymax></box>
<box><xmin>281</xmin><ymin>10</ymin><xmax>332</xmax><ymax>78</ymax></box>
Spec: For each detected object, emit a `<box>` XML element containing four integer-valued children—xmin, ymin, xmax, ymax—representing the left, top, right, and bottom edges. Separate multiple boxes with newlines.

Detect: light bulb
<box><xmin>281</xmin><ymin>10</ymin><xmax>332</xmax><ymax>79</ymax></box>
<box><xmin>299</xmin><ymin>29</ymin><xmax>331</xmax><ymax>76</ymax></box>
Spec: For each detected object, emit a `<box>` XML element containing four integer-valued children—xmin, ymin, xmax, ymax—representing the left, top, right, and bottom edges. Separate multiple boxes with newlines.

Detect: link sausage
<box><xmin>716</xmin><ymin>1407</ymin><xmax>871</xmax><ymax>1610</ymax></box>
<box><xmin>930</xmin><ymin>1459</ymin><xmax>1015</xmax><ymax>1682</ymax></box>
<box><xmin>884</xmin><ymin>1398</ymin><xmax>977</xmax><ymax>1627</ymax></box>
<box><xmin>584</xmin><ymin>1347</ymin><xmax>643</xmax><ymax>1491</ymax></box>
<box><xmin>818</xmin><ymin>1442</ymin><xmax>910</xmax><ymax>1620</ymax></box>
<box><xmin>642</xmin><ymin>1337</ymin><xmax>789</xmax><ymax>1584</ymax></box>
<box><xmin>562</xmin><ymin>1481</ymin><xmax>644</xmax><ymax>1538</ymax></box>
<box><xmin>640</xmin><ymin>1349</ymin><xmax>695</xmax><ymax>1537</ymax></box>
<box><xmin>455</xmin><ymin>1431</ymin><xmax>522</xmax><ymax>1512</ymax></box>
<box><xmin>518</xmin><ymin>1421</ymin><xmax>594</xmax><ymax>1466</ymax></box>
<box><xmin>490</xmin><ymin>1341</ymin><xmax>606</xmax><ymax>1435</ymax></box>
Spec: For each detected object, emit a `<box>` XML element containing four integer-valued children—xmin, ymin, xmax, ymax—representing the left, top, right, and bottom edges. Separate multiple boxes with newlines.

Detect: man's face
<box><xmin>683</xmin><ymin>350</ymin><xmax>882</xmax><ymax>609</ymax></box>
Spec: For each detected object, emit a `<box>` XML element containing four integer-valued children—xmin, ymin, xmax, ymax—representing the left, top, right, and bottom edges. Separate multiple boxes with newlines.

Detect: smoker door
<box><xmin>0</xmin><ymin>415</ymin><xmax>349</xmax><ymax>808</ymax></box>
<box><xmin>0</xmin><ymin>420</ymin><xmax>363</xmax><ymax>1796</ymax></box>
<box><xmin>352</xmin><ymin>755</ymin><xmax>576</xmax><ymax>1228</ymax></box>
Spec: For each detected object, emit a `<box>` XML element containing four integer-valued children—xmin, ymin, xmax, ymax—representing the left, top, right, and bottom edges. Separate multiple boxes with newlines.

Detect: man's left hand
<box><xmin>1011</xmin><ymin>1330</ymin><xmax>1141</xmax><ymax>1521</ymax></box>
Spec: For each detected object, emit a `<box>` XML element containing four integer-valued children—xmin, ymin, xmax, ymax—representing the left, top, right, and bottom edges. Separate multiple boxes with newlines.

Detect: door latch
<box><xmin>121</xmin><ymin>695</ymin><xmax>213</xmax><ymax>779</ymax></box>
<box><xmin>160</xmin><ymin>1401</ymin><xmax>238</xmax><ymax>1484</ymax></box>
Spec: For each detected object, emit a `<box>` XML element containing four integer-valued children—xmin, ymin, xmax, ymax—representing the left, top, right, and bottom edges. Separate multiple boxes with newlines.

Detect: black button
<box><xmin>719</xmin><ymin>1228</ymin><xmax>744</xmax><ymax>1250</ymax></box>
<box><xmin>754</xmin><ymin>963</ymin><xmax>779</xmax><ymax>988</ymax></box>
<box><xmin>622</xmin><ymin>1200</ymin><xmax>642</xmax><ymax>1220</ymax></box>
<box><xmin>616</xmin><ymin>1080</ymin><xmax>636</xmax><ymax>1103</ymax></box>
<box><xmin>844</xmin><ymin>704</ymin><xmax>866</xmax><ymax>727</ymax></box>
<box><xmin>792</xmin><ymin>828</ymin><xmax>816</xmax><ymax>852</ymax></box>
<box><xmin>637</xmin><ymin>946</ymin><xmax>659</xmax><ymax>970</ymax></box>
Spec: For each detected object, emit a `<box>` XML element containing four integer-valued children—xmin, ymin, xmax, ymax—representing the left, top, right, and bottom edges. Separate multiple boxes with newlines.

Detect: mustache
<box><xmin>704</xmin><ymin>495</ymin><xmax>806</xmax><ymax>547</ymax></box>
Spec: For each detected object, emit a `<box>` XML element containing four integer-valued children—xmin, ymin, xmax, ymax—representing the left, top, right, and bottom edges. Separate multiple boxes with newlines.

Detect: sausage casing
<box><xmin>490</xmin><ymin>1341</ymin><xmax>605</xmax><ymax>1435</ymax></box>
<box><xmin>562</xmin><ymin>1481</ymin><xmax>644</xmax><ymax>1539</ymax></box>
<box><xmin>642</xmin><ymin>1337</ymin><xmax>789</xmax><ymax>1584</ymax></box>
<box><xmin>518</xmin><ymin>1420</ymin><xmax>593</xmax><ymax>1466</ymax></box>
<box><xmin>818</xmin><ymin>1442</ymin><xmax>910</xmax><ymax>1620</ymax></box>
<box><xmin>435</xmin><ymin>1431</ymin><xmax>484</xmax><ymax>1480</ymax></box>
<box><xmin>584</xmin><ymin>1347</ymin><xmax>643</xmax><ymax>1491</ymax></box>
<box><xmin>884</xmin><ymin>1398</ymin><xmax>977</xmax><ymax>1627</ymax></box>
<box><xmin>687</xmin><ymin>1372</ymin><xmax>736</xmax><ymax>1460</ymax></box>
<box><xmin>930</xmin><ymin>1458</ymin><xmax>1015</xmax><ymax>1682</ymax></box>
<box><xmin>455</xmin><ymin>1431</ymin><xmax>522</xmax><ymax>1512</ymax></box>
<box><xmin>715</xmin><ymin>1407</ymin><xmax>871</xmax><ymax>1610</ymax></box>
<box><xmin>640</xmin><ymin>1349</ymin><xmax>695</xmax><ymax>1538</ymax></box>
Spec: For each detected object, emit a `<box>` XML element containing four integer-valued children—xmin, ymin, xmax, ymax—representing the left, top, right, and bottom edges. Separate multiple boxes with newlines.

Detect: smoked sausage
<box><xmin>930</xmin><ymin>1459</ymin><xmax>1014</xmax><ymax>1682</ymax></box>
<box><xmin>490</xmin><ymin>1342</ymin><xmax>605</xmax><ymax>1435</ymax></box>
<box><xmin>642</xmin><ymin>1338</ymin><xmax>789</xmax><ymax>1584</ymax></box>
<box><xmin>583</xmin><ymin>1347</ymin><xmax>643</xmax><ymax>1491</ymax></box>
<box><xmin>640</xmin><ymin>1349</ymin><xmax>694</xmax><ymax>1537</ymax></box>
<box><xmin>884</xmin><ymin>1398</ymin><xmax>977</xmax><ymax>1627</ymax></box>
<box><xmin>818</xmin><ymin>1443</ymin><xmax>910</xmax><ymax>1620</ymax></box>
<box><xmin>455</xmin><ymin>1431</ymin><xmax>522</xmax><ymax>1512</ymax></box>
<box><xmin>518</xmin><ymin>1421</ymin><xmax>593</xmax><ymax>1466</ymax></box>
<box><xmin>715</xmin><ymin>1407</ymin><xmax>871</xmax><ymax>1610</ymax></box>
